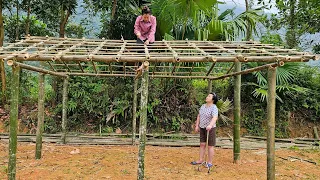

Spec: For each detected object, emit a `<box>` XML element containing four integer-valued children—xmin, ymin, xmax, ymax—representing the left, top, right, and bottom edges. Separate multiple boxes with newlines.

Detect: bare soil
<box><xmin>0</xmin><ymin>142</ymin><xmax>319</xmax><ymax>180</ymax></box>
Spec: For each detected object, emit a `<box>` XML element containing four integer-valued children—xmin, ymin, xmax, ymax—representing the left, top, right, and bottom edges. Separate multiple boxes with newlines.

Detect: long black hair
<box><xmin>142</xmin><ymin>6</ymin><xmax>151</xmax><ymax>15</ymax></box>
<box><xmin>210</xmin><ymin>92</ymin><xmax>218</xmax><ymax>104</ymax></box>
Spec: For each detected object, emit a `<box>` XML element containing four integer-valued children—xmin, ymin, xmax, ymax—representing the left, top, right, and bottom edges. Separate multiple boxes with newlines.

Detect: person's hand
<box><xmin>136</xmin><ymin>33</ymin><xmax>141</xmax><ymax>39</ymax></box>
<box><xmin>144</xmin><ymin>40</ymin><xmax>149</xmax><ymax>45</ymax></box>
<box><xmin>206</xmin><ymin>125</ymin><xmax>212</xmax><ymax>131</ymax></box>
<box><xmin>195</xmin><ymin>126</ymin><xmax>199</xmax><ymax>133</ymax></box>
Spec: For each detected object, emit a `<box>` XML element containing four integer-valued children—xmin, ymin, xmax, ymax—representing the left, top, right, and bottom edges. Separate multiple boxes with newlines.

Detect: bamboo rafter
<box><xmin>0</xmin><ymin>36</ymin><xmax>317</xmax><ymax>79</ymax></box>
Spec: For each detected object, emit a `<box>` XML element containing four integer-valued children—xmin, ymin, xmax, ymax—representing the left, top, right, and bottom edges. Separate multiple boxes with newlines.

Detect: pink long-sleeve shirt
<box><xmin>134</xmin><ymin>15</ymin><xmax>157</xmax><ymax>43</ymax></box>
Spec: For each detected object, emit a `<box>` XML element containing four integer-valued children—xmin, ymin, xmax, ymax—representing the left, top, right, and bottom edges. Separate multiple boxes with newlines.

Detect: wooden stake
<box><xmin>0</xmin><ymin>60</ymin><xmax>6</xmax><ymax>104</ymax></box>
<box><xmin>313</xmin><ymin>127</ymin><xmax>319</xmax><ymax>140</ymax></box>
<box><xmin>267</xmin><ymin>66</ymin><xmax>276</xmax><ymax>180</ymax></box>
<box><xmin>35</xmin><ymin>73</ymin><xmax>45</xmax><ymax>159</ymax></box>
<box><xmin>61</xmin><ymin>77</ymin><xmax>69</xmax><ymax>144</ymax></box>
<box><xmin>137</xmin><ymin>61</ymin><xmax>149</xmax><ymax>180</ymax></box>
<box><xmin>8</xmin><ymin>64</ymin><xmax>20</xmax><ymax>180</ymax></box>
<box><xmin>132</xmin><ymin>78</ymin><xmax>138</xmax><ymax>145</ymax></box>
<box><xmin>233</xmin><ymin>61</ymin><xmax>241</xmax><ymax>164</ymax></box>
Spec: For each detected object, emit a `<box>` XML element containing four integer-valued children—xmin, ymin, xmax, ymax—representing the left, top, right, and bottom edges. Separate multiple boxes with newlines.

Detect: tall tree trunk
<box><xmin>245</xmin><ymin>0</ymin><xmax>252</xmax><ymax>41</ymax></box>
<box><xmin>15</xmin><ymin>0</ymin><xmax>19</xmax><ymax>40</ymax></box>
<box><xmin>287</xmin><ymin>0</ymin><xmax>297</xmax><ymax>48</ymax></box>
<box><xmin>0</xmin><ymin>0</ymin><xmax>6</xmax><ymax>104</ymax></box>
<box><xmin>25</xmin><ymin>0</ymin><xmax>31</xmax><ymax>36</ymax></box>
<box><xmin>111</xmin><ymin>0</ymin><xmax>117</xmax><ymax>20</ymax></box>
<box><xmin>59</xmin><ymin>9</ymin><xmax>70</xmax><ymax>38</ymax></box>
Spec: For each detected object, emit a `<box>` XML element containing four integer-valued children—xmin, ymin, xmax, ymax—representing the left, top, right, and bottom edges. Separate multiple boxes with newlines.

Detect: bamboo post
<box><xmin>132</xmin><ymin>78</ymin><xmax>138</xmax><ymax>145</ymax></box>
<box><xmin>137</xmin><ymin>61</ymin><xmax>149</xmax><ymax>180</ymax></box>
<box><xmin>35</xmin><ymin>73</ymin><xmax>45</xmax><ymax>159</ymax></box>
<box><xmin>267</xmin><ymin>66</ymin><xmax>277</xmax><ymax>180</ymax></box>
<box><xmin>0</xmin><ymin>61</ymin><xmax>6</xmax><ymax>104</ymax></box>
<box><xmin>207</xmin><ymin>79</ymin><xmax>212</xmax><ymax>94</ymax></box>
<box><xmin>313</xmin><ymin>126</ymin><xmax>319</xmax><ymax>140</ymax></box>
<box><xmin>8</xmin><ymin>64</ymin><xmax>20</xmax><ymax>180</ymax></box>
<box><xmin>61</xmin><ymin>77</ymin><xmax>69</xmax><ymax>144</ymax></box>
<box><xmin>233</xmin><ymin>61</ymin><xmax>241</xmax><ymax>164</ymax></box>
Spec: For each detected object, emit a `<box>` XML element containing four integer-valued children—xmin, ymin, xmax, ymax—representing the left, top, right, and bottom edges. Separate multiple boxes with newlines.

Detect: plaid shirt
<box><xmin>134</xmin><ymin>15</ymin><xmax>157</xmax><ymax>43</ymax></box>
<box><xmin>199</xmin><ymin>104</ymin><xmax>218</xmax><ymax>128</ymax></box>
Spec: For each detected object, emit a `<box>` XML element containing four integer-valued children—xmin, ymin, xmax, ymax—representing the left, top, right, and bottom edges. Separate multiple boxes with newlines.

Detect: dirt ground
<box><xmin>0</xmin><ymin>143</ymin><xmax>319</xmax><ymax>180</ymax></box>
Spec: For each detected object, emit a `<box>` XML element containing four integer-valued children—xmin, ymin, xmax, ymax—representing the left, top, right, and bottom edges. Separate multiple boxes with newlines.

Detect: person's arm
<box><xmin>195</xmin><ymin>114</ymin><xmax>200</xmax><ymax>132</ymax></box>
<box><xmin>146</xmin><ymin>16</ymin><xmax>157</xmax><ymax>44</ymax></box>
<box><xmin>134</xmin><ymin>16</ymin><xmax>142</xmax><ymax>38</ymax></box>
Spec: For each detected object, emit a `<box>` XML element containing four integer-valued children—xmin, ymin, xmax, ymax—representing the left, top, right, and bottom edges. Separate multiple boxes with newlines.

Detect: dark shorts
<box><xmin>200</xmin><ymin>127</ymin><xmax>216</xmax><ymax>146</ymax></box>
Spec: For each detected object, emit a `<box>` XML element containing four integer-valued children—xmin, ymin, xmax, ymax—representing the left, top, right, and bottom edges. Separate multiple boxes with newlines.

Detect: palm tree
<box><xmin>243</xmin><ymin>62</ymin><xmax>309</xmax><ymax>103</ymax></box>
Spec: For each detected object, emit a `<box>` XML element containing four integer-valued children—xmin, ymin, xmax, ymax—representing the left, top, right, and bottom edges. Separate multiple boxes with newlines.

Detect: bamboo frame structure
<box><xmin>3</xmin><ymin>36</ymin><xmax>318</xmax><ymax>180</ymax></box>
<box><xmin>0</xmin><ymin>36</ymin><xmax>316</xmax><ymax>80</ymax></box>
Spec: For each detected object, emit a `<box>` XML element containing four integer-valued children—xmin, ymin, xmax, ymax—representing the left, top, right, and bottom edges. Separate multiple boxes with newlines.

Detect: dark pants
<box><xmin>136</xmin><ymin>38</ymin><xmax>154</xmax><ymax>44</ymax></box>
<box><xmin>200</xmin><ymin>127</ymin><xmax>216</xmax><ymax>146</ymax></box>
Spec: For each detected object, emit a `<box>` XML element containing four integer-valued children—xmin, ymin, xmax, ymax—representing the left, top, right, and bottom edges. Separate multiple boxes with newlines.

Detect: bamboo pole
<box><xmin>35</xmin><ymin>73</ymin><xmax>45</xmax><ymax>159</ymax></box>
<box><xmin>8</xmin><ymin>64</ymin><xmax>20</xmax><ymax>180</ymax></box>
<box><xmin>132</xmin><ymin>78</ymin><xmax>138</xmax><ymax>145</ymax></box>
<box><xmin>61</xmin><ymin>77</ymin><xmax>69</xmax><ymax>144</ymax></box>
<box><xmin>0</xmin><ymin>60</ymin><xmax>6</xmax><ymax>104</ymax></box>
<box><xmin>233</xmin><ymin>61</ymin><xmax>241</xmax><ymax>164</ymax></box>
<box><xmin>5</xmin><ymin>54</ymin><xmax>315</xmax><ymax>63</ymax></box>
<box><xmin>267</xmin><ymin>66</ymin><xmax>276</xmax><ymax>180</ymax></box>
<box><xmin>137</xmin><ymin>61</ymin><xmax>149</xmax><ymax>180</ymax></box>
<box><xmin>313</xmin><ymin>127</ymin><xmax>319</xmax><ymax>140</ymax></box>
<box><xmin>7</xmin><ymin>60</ymin><xmax>68</xmax><ymax>77</ymax></box>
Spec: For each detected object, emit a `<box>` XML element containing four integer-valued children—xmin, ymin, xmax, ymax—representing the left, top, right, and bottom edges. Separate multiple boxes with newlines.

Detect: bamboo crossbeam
<box><xmin>52</xmin><ymin>41</ymin><xmax>84</xmax><ymax>61</ymax></box>
<box><xmin>2</xmin><ymin>41</ymin><xmax>47</xmax><ymax>61</ymax></box>
<box><xmin>115</xmin><ymin>41</ymin><xmax>127</xmax><ymax>61</ymax></box>
<box><xmin>77</xmin><ymin>62</ymin><xmax>85</xmax><ymax>73</ymax></box>
<box><xmin>144</xmin><ymin>44</ymin><xmax>150</xmax><ymax>60</ymax></box>
<box><xmin>28</xmin><ymin>40</ymin><xmax>67</xmax><ymax>59</ymax></box>
<box><xmin>6</xmin><ymin>61</ymin><xmax>68</xmax><ymax>77</ymax></box>
<box><xmin>7</xmin><ymin>54</ymin><xmax>315</xmax><ymax>63</ymax></box>
<box><xmin>226</xmin><ymin>63</ymin><xmax>235</xmax><ymax>74</ymax></box>
<box><xmin>206</xmin><ymin>62</ymin><xmax>216</xmax><ymax>76</ymax></box>
<box><xmin>87</xmin><ymin>40</ymin><xmax>109</xmax><ymax>60</ymax></box>
<box><xmin>163</xmin><ymin>40</ymin><xmax>179</xmax><ymax>61</ymax></box>
<box><xmin>209</xmin><ymin>62</ymin><xmax>283</xmax><ymax>80</ymax></box>
<box><xmin>47</xmin><ymin>62</ymin><xmax>56</xmax><ymax>71</ymax></box>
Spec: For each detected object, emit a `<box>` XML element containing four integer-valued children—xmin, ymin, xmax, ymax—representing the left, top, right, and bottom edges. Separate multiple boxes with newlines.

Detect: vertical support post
<box><xmin>137</xmin><ymin>61</ymin><xmax>149</xmax><ymax>180</ymax></box>
<box><xmin>132</xmin><ymin>78</ymin><xmax>138</xmax><ymax>145</ymax></box>
<box><xmin>0</xmin><ymin>60</ymin><xmax>6</xmax><ymax>104</ymax></box>
<box><xmin>61</xmin><ymin>77</ymin><xmax>69</xmax><ymax>144</ymax></box>
<box><xmin>8</xmin><ymin>64</ymin><xmax>20</xmax><ymax>180</ymax></box>
<box><xmin>233</xmin><ymin>61</ymin><xmax>241</xmax><ymax>164</ymax></box>
<box><xmin>35</xmin><ymin>73</ymin><xmax>45</xmax><ymax>159</ymax></box>
<box><xmin>267</xmin><ymin>67</ymin><xmax>276</xmax><ymax>180</ymax></box>
<box><xmin>207</xmin><ymin>79</ymin><xmax>212</xmax><ymax>94</ymax></box>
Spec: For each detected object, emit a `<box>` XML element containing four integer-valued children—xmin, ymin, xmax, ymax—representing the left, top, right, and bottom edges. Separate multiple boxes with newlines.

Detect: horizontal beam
<box><xmin>6</xmin><ymin>61</ymin><xmax>68</xmax><ymax>77</ymax></box>
<box><xmin>210</xmin><ymin>62</ymin><xmax>283</xmax><ymax>80</ymax></box>
<box><xmin>3</xmin><ymin>54</ymin><xmax>315</xmax><ymax>63</ymax></box>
